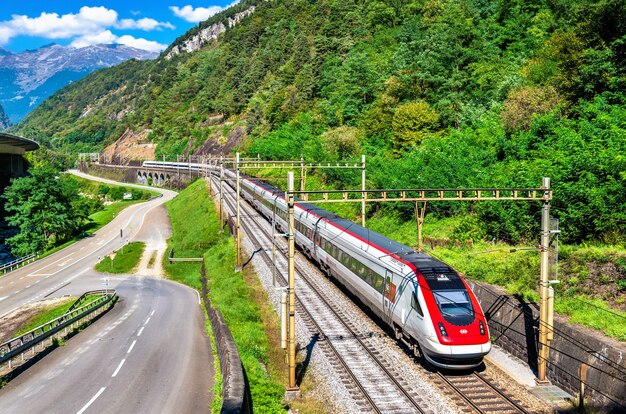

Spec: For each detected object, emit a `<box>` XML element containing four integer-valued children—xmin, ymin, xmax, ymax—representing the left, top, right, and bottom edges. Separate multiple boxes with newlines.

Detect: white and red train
<box><xmin>143</xmin><ymin>160</ymin><xmax>491</xmax><ymax>369</ymax></box>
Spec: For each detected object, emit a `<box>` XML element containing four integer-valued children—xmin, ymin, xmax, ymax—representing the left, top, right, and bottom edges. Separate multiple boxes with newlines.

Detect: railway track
<box><xmin>214</xmin><ymin>176</ymin><xmax>429</xmax><ymax>414</ymax></box>
<box><xmin>432</xmin><ymin>371</ymin><xmax>531</xmax><ymax>414</ymax></box>
<box><xmin>211</xmin><ymin>174</ymin><xmax>535</xmax><ymax>414</ymax></box>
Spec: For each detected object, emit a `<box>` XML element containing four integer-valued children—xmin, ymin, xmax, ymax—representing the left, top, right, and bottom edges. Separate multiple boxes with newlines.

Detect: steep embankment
<box><xmin>11</xmin><ymin>0</ymin><xmax>626</xmax><ymax>326</ymax></box>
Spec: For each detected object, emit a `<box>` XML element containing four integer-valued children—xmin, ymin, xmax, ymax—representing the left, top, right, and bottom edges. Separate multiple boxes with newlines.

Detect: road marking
<box><xmin>137</xmin><ymin>327</ymin><xmax>144</xmax><ymax>337</ymax></box>
<box><xmin>0</xmin><ymin>297</ymin><xmax>6</xmax><ymax>302</ymax></box>
<box><xmin>112</xmin><ymin>359</ymin><xmax>126</xmax><ymax>377</ymax></box>
<box><xmin>150</xmin><ymin>310</ymin><xmax>155</xmax><ymax>317</ymax></box>
<box><xmin>195</xmin><ymin>289</ymin><xmax>201</xmax><ymax>305</ymax></box>
<box><xmin>29</xmin><ymin>253</ymin><xmax>74</xmax><ymax>276</ymax></box>
<box><xmin>144</xmin><ymin>317</ymin><xmax>151</xmax><ymax>326</ymax></box>
<box><xmin>127</xmin><ymin>340</ymin><xmax>137</xmax><ymax>354</ymax></box>
<box><xmin>76</xmin><ymin>387</ymin><xmax>106</xmax><ymax>414</ymax></box>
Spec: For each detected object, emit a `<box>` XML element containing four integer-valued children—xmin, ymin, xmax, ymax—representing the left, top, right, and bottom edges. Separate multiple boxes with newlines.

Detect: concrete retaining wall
<box><xmin>468</xmin><ymin>280</ymin><xmax>626</xmax><ymax>412</ymax></box>
<box><xmin>201</xmin><ymin>264</ymin><xmax>252</xmax><ymax>414</ymax></box>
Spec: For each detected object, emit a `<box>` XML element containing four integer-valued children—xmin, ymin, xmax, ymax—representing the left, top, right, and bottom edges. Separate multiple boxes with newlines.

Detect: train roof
<box><xmin>247</xmin><ymin>177</ymin><xmax>466</xmax><ymax>289</ymax></box>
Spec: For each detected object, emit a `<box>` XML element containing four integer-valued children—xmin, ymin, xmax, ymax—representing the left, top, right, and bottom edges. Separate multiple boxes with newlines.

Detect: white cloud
<box><xmin>117</xmin><ymin>18</ymin><xmax>174</xmax><ymax>31</ymax></box>
<box><xmin>6</xmin><ymin>7</ymin><xmax>118</xmax><ymax>39</ymax></box>
<box><xmin>0</xmin><ymin>6</ymin><xmax>173</xmax><ymax>49</ymax></box>
<box><xmin>0</xmin><ymin>26</ymin><xmax>15</xmax><ymax>44</ymax></box>
<box><xmin>116</xmin><ymin>35</ymin><xmax>167</xmax><ymax>52</ymax></box>
<box><xmin>70</xmin><ymin>30</ymin><xmax>118</xmax><ymax>48</ymax></box>
<box><xmin>169</xmin><ymin>5</ymin><xmax>225</xmax><ymax>23</ymax></box>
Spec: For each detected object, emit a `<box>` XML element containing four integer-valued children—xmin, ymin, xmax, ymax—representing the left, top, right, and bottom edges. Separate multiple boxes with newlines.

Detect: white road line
<box><xmin>150</xmin><ymin>310</ymin><xmax>155</xmax><ymax>317</ymax></box>
<box><xmin>144</xmin><ymin>317</ymin><xmax>151</xmax><ymax>325</ymax></box>
<box><xmin>195</xmin><ymin>289</ymin><xmax>201</xmax><ymax>305</ymax></box>
<box><xmin>112</xmin><ymin>359</ymin><xmax>126</xmax><ymax>377</ymax></box>
<box><xmin>0</xmin><ymin>297</ymin><xmax>6</xmax><ymax>302</ymax></box>
<box><xmin>29</xmin><ymin>252</ymin><xmax>74</xmax><ymax>276</ymax></box>
<box><xmin>76</xmin><ymin>387</ymin><xmax>106</xmax><ymax>414</ymax></box>
<box><xmin>137</xmin><ymin>327</ymin><xmax>144</xmax><ymax>337</ymax></box>
<box><xmin>127</xmin><ymin>340</ymin><xmax>137</xmax><ymax>354</ymax></box>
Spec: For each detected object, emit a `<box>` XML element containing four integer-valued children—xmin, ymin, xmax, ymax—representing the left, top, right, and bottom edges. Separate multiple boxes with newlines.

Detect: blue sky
<box><xmin>0</xmin><ymin>1</ymin><xmax>238</xmax><ymax>52</ymax></box>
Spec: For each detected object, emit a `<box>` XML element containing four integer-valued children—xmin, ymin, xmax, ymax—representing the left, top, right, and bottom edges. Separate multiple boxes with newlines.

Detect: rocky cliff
<box><xmin>165</xmin><ymin>7</ymin><xmax>255</xmax><ymax>59</ymax></box>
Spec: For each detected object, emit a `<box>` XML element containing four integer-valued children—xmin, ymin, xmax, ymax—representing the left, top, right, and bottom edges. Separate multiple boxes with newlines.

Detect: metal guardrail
<box><xmin>1</xmin><ymin>253</ymin><xmax>39</xmax><ymax>274</ymax></box>
<box><xmin>0</xmin><ymin>290</ymin><xmax>117</xmax><ymax>369</ymax></box>
<box><xmin>168</xmin><ymin>248</ymin><xmax>203</xmax><ymax>263</ymax></box>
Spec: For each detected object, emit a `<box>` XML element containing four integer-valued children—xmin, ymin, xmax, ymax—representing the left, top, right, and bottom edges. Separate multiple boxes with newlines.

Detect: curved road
<box><xmin>0</xmin><ymin>171</ymin><xmax>213</xmax><ymax>413</ymax></box>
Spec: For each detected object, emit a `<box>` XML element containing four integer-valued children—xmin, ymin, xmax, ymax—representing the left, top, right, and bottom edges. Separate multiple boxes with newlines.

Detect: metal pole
<box><xmin>416</xmin><ymin>201</ymin><xmax>426</xmax><ymax>253</ymax></box>
<box><xmin>235</xmin><ymin>152</ymin><xmax>242</xmax><ymax>271</ymax></box>
<box><xmin>537</xmin><ymin>177</ymin><xmax>551</xmax><ymax>383</ymax></box>
<box><xmin>287</xmin><ymin>172</ymin><xmax>298</xmax><ymax>391</ymax></box>
<box><xmin>361</xmin><ymin>154</ymin><xmax>366</xmax><ymax>227</ymax></box>
<box><xmin>300</xmin><ymin>156</ymin><xmax>305</xmax><ymax>192</ymax></box>
<box><xmin>272</xmin><ymin>200</ymin><xmax>277</xmax><ymax>287</ymax></box>
<box><xmin>219</xmin><ymin>156</ymin><xmax>224</xmax><ymax>233</ymax></box>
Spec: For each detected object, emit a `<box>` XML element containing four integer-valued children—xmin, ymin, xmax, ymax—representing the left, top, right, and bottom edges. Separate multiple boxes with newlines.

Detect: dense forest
<box><xmin>12</xmin><ymin>0</ymin><xmax>626</xmax><ymax>245</ymax></box>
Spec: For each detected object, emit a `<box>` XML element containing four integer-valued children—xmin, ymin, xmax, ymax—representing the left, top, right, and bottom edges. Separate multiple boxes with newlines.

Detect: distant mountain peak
<box><xmin>0</xmin><ymin>104</ymin><xmax>11</xmax><ymax>130</ymax></box>
<box><xmin>0</xmin><ymin>43</ymin><xmax>158</xmax><ymax>123</ymax></box>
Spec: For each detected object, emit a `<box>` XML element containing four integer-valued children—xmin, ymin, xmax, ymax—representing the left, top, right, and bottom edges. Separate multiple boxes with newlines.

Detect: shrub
<box><xmin>500</xmin><ymin>86</ymin><xmax>563</xmax><ymax>132</ymax></box>
<box><xmin>391</xmin><ymin>101</ymin><xmax>440</xmax><ymax>152</ymax></box>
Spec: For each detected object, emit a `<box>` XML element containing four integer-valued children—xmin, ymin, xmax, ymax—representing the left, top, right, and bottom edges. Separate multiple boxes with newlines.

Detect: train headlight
<box><xmin>479</xmin><ymin>320</ymin><xmax>486</xmax><ymax>336</ymax></box>
<box><xmin>438</xmin><ymin>322</ymin><xmax>448</xmax><ymax>337</ymax></box>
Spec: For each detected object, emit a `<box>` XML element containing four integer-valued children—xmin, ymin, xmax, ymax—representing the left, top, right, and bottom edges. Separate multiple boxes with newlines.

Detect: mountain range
<box><xmin>0</xmin><ymin>43</ymin><xmax>157</xmax><ymax>123</ymax></box>
<box><xmin>0</xmin><ymin>103</ymin><xmax>9</xmax><ymax>129</ymax></box>
<box><xmin>11</xmin><ymin>0</ymin><xmax>626</xmax><ymax>245</ymax></box>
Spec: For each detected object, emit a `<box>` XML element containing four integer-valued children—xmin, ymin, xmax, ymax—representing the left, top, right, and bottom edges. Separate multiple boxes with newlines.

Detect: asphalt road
<box><xmin>0</xmin><ymin>171</ymin><xmax>213</xmax><ymax>413</ymax></box>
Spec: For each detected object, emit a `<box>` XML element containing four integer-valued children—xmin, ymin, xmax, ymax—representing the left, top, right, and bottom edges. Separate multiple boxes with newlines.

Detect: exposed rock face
<box><xmin>102</xmin><ymin>129</ymin><xmax>156</xmax><ymax>164</ymax></box>
<box><xmin>192</xmin><ymin>125</ymin><xmax>247</xmax><ymax>156</ymax></box>
<box><xmin>165</xmin><ymin>7</ymin><xmax>255</xmax><ymax>59</ymax></box>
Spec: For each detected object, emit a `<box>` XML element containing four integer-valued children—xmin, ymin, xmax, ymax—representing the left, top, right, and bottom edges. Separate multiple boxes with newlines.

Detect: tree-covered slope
<box><xmin>13</xmin><ymin>0</ymin><xmax>626</xmax><ymax>244</ymax></box>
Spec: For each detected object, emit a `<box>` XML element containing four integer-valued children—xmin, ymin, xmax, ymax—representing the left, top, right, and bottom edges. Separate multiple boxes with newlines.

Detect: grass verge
<box><xmin>14</xmin><ymin>297</ymin><xmax>76</xmax><ymax>336</ymax></box>
<box><xmin>95</xmin><ymin>242</ymin><xmax>145</xmax><ymax>274</ymax></box>
<box><xmin>163</xmin><ymin>179</ymin><xmax>286</xmax><ymax>413</ymax></box>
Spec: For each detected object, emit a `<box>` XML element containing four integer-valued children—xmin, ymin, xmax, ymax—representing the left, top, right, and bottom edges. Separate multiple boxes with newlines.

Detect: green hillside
<box><xmin>12</xmin><ymin>0</ymin><xmax>626</xmax><ymax>246</ymax></box>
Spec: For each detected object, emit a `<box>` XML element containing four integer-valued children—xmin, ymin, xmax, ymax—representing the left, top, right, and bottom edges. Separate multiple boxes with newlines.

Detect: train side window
<box><xmin>411</xmin><ymin>292</ymin><xmax>424</xmax><ymax>317</ymax></box>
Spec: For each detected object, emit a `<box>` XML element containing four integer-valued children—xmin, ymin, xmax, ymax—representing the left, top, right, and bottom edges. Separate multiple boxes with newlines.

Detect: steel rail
<box><xmin>214</xmin><ymin>175</ymin><xmax>427</xmax><ymax>414</ymax></box>
<box><xmin>216</xmin><ymin>177</ymin><xmax>381</xmax><ymax>413</ymax></box>
<box><xmin>436</xmin><ymin>371</ymin><xmax>531</xmax><ymax>414</ymax></box>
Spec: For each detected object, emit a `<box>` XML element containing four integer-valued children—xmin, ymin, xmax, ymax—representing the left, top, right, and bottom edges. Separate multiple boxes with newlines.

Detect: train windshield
<box><xmin>433</xmin><ymin>290</ymin><xmax>475</xmax><ymax>326</ymax></box>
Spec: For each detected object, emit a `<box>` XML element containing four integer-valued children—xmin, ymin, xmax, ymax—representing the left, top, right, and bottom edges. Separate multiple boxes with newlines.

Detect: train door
<box><xmin>383</xmin><ymin>270</ymin><xmax>397</xmax><ymax>323</ymax></box>
<box><xmin>312</xmin><ymin>218</ymin><xmax>323</xmax><ymax>262</ymax></box>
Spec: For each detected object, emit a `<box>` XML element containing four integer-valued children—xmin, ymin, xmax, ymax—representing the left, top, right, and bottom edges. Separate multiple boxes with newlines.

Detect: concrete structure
<box><xmin>0</xmin><ymin>132</ymin><xmax>39</xmax><ymax>192</ymax></box>
<box><xmin>468</xmin><ymin>280</ymin><xmax>626</xmax><ymax>411</ymax></box>
<box><xmin>79</xmin><ymin>162</ymin><xmax>198</xmax><ymax>190</ymax></box>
